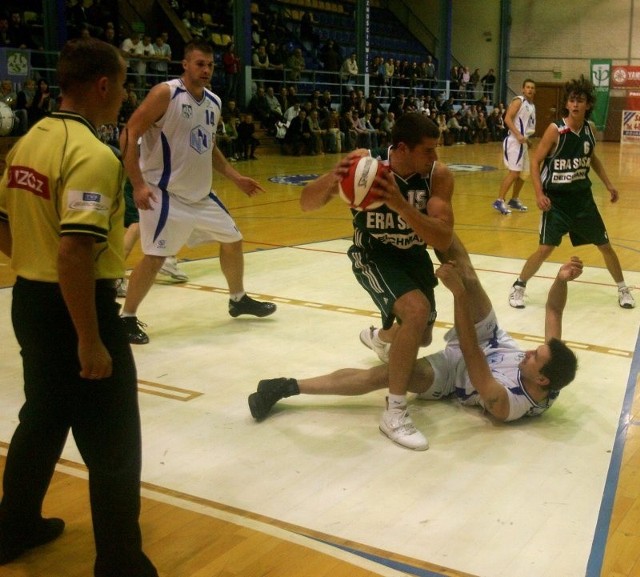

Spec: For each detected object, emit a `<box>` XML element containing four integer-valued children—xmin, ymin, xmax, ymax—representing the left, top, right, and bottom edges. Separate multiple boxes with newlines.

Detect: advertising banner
<box><xmin>590</xmin><ymin>59</ymin><xmax>612</xmax><ymax>132</ymax></box>
<box><xmin>620</xmin><ymin>110</ymin><xmax>640</xmax><ymax>144</ymax></box>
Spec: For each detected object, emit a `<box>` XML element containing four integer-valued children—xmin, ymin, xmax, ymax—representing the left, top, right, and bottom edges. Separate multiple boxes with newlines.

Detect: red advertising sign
<box><xmin>611</xmin><ymin>66</ymin><xmax>640</xmax><ymax>88</ymax></box>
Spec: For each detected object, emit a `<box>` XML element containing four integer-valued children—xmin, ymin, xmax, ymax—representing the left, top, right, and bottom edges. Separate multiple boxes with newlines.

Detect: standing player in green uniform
<box><xmin>274</xmin><ymin>113</ymin><xmax>454</xmax><ymax>451</ymax></box>
<box><xmin>0</xmin><ymin>38</ymin><xmax>158</xmax><ymax>576</ymax></box>
<box><xmin>509</xmin><ymin>75</ymin><xmax>635</xmax><ymax>310</ymax></box>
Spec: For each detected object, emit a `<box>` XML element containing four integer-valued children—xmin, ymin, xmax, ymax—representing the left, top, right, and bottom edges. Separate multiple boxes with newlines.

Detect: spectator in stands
<box><xmin>283</xmin><ymin>101</ymin><xmax>300</xmax><ymax>125</ymax></box>
<box><xmin>319</xmin><ymin>89</ymin><xmax>335</xmax><ymax>112</ymax></box>
<box><xmin>0</xmin><ymin>13</ymin><xmax>12</xmax><ymax>48</ymax></box>
<box><xmin>300</xmin><ymin>11</ymin><xmax>319</xmax><ymax>50</ymax></box>
<box><xmin>0</xmin><ymin>78</ymin><xmax>21</xmax><ymax>135</ymax></box>
<box><xmin>287</xmin><ymin>47</ymin><xmax>305</xmax><ymax>83</ymax></box>
<box><xmin>481</xmin><ymin>68</ymin><xmax>497</xmax><ymax>103</ymax></box>
<box><xmin>15</xmin><ymin>78</ymin><xmax>36</xmax><ymax>134</ymax></box>
<box><xmin>476</xmin><ymin>111</ymin><xmax>489</xmax><ymax>143</ymax></box>
<box><xmin>470</xmin><ymin>67</ymin><xmax>481</xmax><ymax>100</ymax></box>
<box><xmin>394</xmin><ymin>59</ymin><xmax>409</xmax><ymax>93</ymax></box>
<box><xmin>248</xmin><ymin>85</ymin><xmax>276</xmax><ymax>133</ymax></box>
<box><xmin>372</xmin><ymin>56</ymin><xmax>385</xmax><ymax>96</ymax></box>
<box><xmin>101</xmin><ymin>22</ymin><xmax>119</xmax><ymax>47</ymax></box>
<box><xmin>150</xmin><ymin>34</ymin><xmax>171</xmax><ymax>83</ymax></box>
<box><xmin>380</xmin><ymin>110</ymin><xmax>395</xmax><ymax>144</ymax></box>
<box><xmin>409</xmin><ymin>61</ymin><xmax>421</xmax><ymax>96</ymax></box>
<box><xmin>460</xmin><ymin>108</ymin><xmax>476</xmax><ymax>143</ymax></box>
<box><xmin>67</xmin><ymin>0</ymin><xmax>104</xmax><ymax>38</ymax></box>
<box><xmin>458</xmin><ymin>66</ymin><xmax>471</xmax><ymax>102</ymax></box>
<box><xmin>190</xmin><ymin>13</ymin><xmax>207</xmax><ymax>39</ymax></box>
<box><xmin>366</xmin><ymin>89</ymin><xmax>385</xmax><ymax>117</ymax></box>
<box><xmin>358</xmin><ymin>111</ymin><xmax>379</xmax><ymax>148</ymax></box>
<box><xmin>236</xmin><ymin>112</ymin><xmax>260</xmax><ymax>160</ymax></box>
<box><xmin>264</xmin><ymin>85</ymin><xmax>284</xmax><ymax>130</ymax></box>
<box><xmin>423</xmin><ymin>55</ymin><xmax>437</xmax><ymax>97</ymax></box>
<box><xmin>369</xmin><ymin>110</ymin><xmax>387</xmax><ymax>146</ymax></box>
<box><xmin>446</xmin><ymin>110</ymin><xmax>464</xmax><ymax>144</ymax></box>
<box><xmin>181</xmin><ymin>10</ymin><xmax>194</xmax><ymax>32</ymax></box>
<box><xmin>286</xmin><ymin>84</ymin><xmax>300</xmax><ymax>105</ymax></box>
<box><xmin>252</xmin><ymin>43</ymin><xmax>270</xmax><ymax>86</ymax></box>
<box><xmin>264</xmin><ymin>41</ymin><xmax>285</xmax><ymax>87</ymax></box>
<box><xmin>0</xmin><ymin>79</ymin><xmax>16</xmax><ymax>108</ymax></box>
<box><xmin>449</xmin><ymin>65</ymin><xmax>460</xmax><ymax>101</ymax></box>
<box><xmin>121</xmin><ymin>32</ymin><xmax>146</xmax><ymax>88</ymax></box>
<box><xmin>347</xmin><ymin>109</ymin><xmax>370</xmax><ymax>148</ymax></box>
<box><xmin>250</xmin><ymin>18</ymin><xmax>262</xmax><ymax>48</ymax></box>
<box><xmin>324</xmin><ymin>110</ymin><xmax>342</xmax><ymax>153</ymax></box>
<box><xmin>384</xmin><ymin>57</ymin><xmax>395</xmax><ymax>98</ymax></box>
<box><xmin>222</xmin><ymin>98</ymin><xmax>241</xmax><ymax>126</ymax></box>
<box><xmin>8</xmin><ymin>10</ymin><xmax>36</xmax><ymax>49</ymax></box>
<box><xmin>440</xmin><ymin>95</ymin><xmax>455</xmax><ymax>115</ymax></box>
<box><xmin>216</xmin><ymin>116</ymin><xmax>238</xmax><ymax>161</ymax></box>
<box><xmin>340</xmin><ymin>52</ymin><xmax>358</xmax><ymax>92</ymax></box>
<box><xmin>436</xmin><ymin>112</ymin><xmax>449</xmax><ymax>145</ymax></box>
<box><xmin>475</xmin><ymin>95</ymin><xmax>489</xmax><ymax>116</ymax></box>
<box><xmin>387</xmin><ymin>92</ymin><xmax>406</xmax><ymax>119</ymax></box>
<box><xmin>140</xmin><ymin>34</ymin><xmax>156</xmax><ymax>87</ymax></box>
<box><xmin>222</xmin><ymin>42</ymin><xmax>241</xmax><ymax>101</ymax></box>
<box><xmin>118</xmin><ymin>80</ymin><xmax>138</xmax><ymax>126</ymax></box>
<box><xmin>308</xmin><ymin>109</ymin><xmax>326</xmax><ymax>154</ymax></box>
<box><xmin>283</xmin><ymin>107</ymin><xmax>314</xmax><ymax>156</ymax></box>
<box><xmin>487</xmin><ymin>107</ymin><xmax>506</xmax><ymax>141</ymax></box>
<box><xmin>28</xmin><ymin>79</ymin><xmax>54</xmax><ymax>126</ymax></box>
<box><xmin>339</xmin><ymin>108</ymin><xmax>357</xmax><ymax>152</ymax></box>
<box><xmin>319</xmin><ymin>39</ymin><xmax>341</xmax><ymax>89</ymax></box>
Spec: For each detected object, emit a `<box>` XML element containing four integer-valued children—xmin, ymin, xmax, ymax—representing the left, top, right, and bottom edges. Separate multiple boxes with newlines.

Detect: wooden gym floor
<box><xmin>0</xmin><ymin>140</ymin><xmax>638</xmax><ymax>577</ymax></box>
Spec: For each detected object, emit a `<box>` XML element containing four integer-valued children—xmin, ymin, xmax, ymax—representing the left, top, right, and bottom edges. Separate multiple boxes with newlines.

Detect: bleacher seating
<box><xmin>274</xmin><ymin>0</ymin><xmax>428</xmax><ymax>65</ymax></box>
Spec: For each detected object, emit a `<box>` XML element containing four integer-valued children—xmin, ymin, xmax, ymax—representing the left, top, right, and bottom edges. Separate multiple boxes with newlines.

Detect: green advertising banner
<box><xmin>590</xmin><ymin>59</ymin><xmax>612</xmax><ymax>132</ymax></box>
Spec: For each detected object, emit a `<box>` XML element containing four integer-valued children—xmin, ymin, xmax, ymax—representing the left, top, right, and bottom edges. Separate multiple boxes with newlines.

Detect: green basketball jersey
<box><xmin>351</xmin><ymin>148</ymin><xmax>436</xmax><ymax>258</ymax></box>
<box><xmin>541</xmin><ymin>120</ymin><xmax>596</xmax><ymax>197</ymax></box>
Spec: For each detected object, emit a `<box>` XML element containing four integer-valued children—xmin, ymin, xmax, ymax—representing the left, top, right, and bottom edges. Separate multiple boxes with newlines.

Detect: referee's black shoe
<box><xmin>229</xmin><ymin>294</ymin><xmax>277</xmax><ymax>318</ymax></box>
<box><xmin>0</xmin><ymin>517</ymin><xmax>65</xmax><ymax>565</ymax></box>
<box><xmin>122</xmin><ymin>316</ymin><xmax>149</xmax><ymax>345</ymax></box>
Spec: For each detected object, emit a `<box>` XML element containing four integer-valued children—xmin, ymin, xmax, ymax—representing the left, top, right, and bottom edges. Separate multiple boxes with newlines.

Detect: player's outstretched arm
<box><xmin>545</xmin><ymin>257</ymin><xmax>583</xmax><ymax>341</ymax></box>
<box><xmin>437</xmin><ymin>262</ymin><xmax>510</xmax><ymax>420</ymax></box>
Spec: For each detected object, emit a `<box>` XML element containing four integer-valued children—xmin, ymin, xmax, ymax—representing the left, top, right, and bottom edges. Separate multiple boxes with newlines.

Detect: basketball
<box><xmin>338</xmin><ymin>156</ymin><xmax>386</xmax><ymax>211</ymax></box>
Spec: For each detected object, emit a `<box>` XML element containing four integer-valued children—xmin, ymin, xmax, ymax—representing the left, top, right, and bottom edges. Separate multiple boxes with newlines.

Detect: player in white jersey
<box><xmin>248</xmin><ymin>234</ymin><xmax>581</xmax><ymax>444</ymax></box>
<box><xmin>494</xmin><ymin>78</ymin><xmax>536</xmax><ymax>214</ymax></box>
<box><xmin>119</xmin><ymin>40</ymin><xmax>276</xmax><ymax>344</ymax></box>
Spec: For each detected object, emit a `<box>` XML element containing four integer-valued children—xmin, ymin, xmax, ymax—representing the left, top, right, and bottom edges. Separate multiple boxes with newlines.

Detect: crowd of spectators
<box><xmin>1</xmin><ymin>2</ymin><xmax>509</xmax><ymax>161</ymax></box>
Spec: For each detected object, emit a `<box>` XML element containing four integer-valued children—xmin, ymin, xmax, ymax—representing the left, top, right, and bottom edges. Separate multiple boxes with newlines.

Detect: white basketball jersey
<box><xmin>510</xmin><ymin>95</ymin><xmax>536</xmax><ymax>137</ymax></box>
<box><xmin>457</xmin><ymin>344</ymin><xmax>557</xmax><ymax>421</ymax></box>
<box><xmin>140</xmin><ymin>79</ymin><xmax>222</xmax><ymax>203</ymax></box>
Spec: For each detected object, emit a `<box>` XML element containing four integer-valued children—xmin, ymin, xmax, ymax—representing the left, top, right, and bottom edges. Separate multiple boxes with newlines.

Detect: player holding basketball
<box><xmin>119</xmin><ymin>39</ymin><xmax>276</xmax><ymax>345</ymax></box>
<box><xmin>248</xmin><ymin>235</ymin><xmax>580</xmax><ymax>438</ymax></box>
<box><xmin>493</xmin><ymin>78</ymin><xmax>536</xmax><ymax>214</ymax></box>
<box><xmin>293</xmin><ymin>112</ymin><xmax>454</xmax><ymax>450</ymax></box>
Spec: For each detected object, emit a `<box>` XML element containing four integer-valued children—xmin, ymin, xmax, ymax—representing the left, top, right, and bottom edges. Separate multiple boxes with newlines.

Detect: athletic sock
<box><xmin>387</xmin><ymin>393</ymin><xmax>407</xmax><ymax>410</ymax></box>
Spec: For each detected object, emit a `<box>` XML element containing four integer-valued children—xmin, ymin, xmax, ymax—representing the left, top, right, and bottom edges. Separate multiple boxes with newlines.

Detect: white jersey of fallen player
<box><xmin>509</xmin><ymin>94</ymin><xmax>536</xmax><ymax>138</ymax></box>
<box><xmin>139</xmin><ymin>78</ymin><xmax>222</xmax><ymax>204</ymax></box>
<box><xmin>456</xmin><ymin>342</ymin><xmax>558</xmax><ymax>421</ymax></box>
